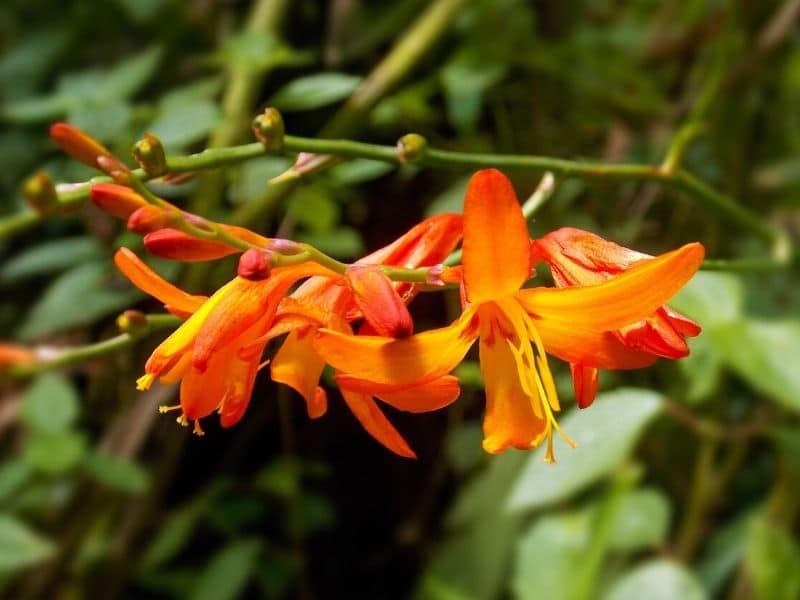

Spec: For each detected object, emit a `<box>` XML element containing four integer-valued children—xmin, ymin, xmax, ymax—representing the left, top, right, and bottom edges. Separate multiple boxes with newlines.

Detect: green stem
<box><xmin>4</xmin><ymin>315</ymin><xmax>179</xmax><ymax>379</ymax></box>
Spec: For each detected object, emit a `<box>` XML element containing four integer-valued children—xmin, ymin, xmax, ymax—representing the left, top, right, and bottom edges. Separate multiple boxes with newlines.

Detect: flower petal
<box><xmin>360</xmin><ymin>213</ymin><xmax>463</xmax><ymax>267</ymax></box>
<box><xmin>335</xmin><ymin>374</ymin><xmax>460</xmax><ymax>413</ymax></box>
<box><xmin>340</xmin><ymin>388</ymin><xmax>416</xmax><ymax>458</ymax></box>
<box><xmin>114</xmin><ymin>248</ymin><xmax>206</xmax><ymax>317</ymax></box>
<box><xmin>479</xmin><ymin>332</ymin><xmax>547</xmax><ymax>454</ymax></box>
<box><xmin>313</xmin><ymin>308</ymin><xmax>479</xmax><ymax>386</ymax></box>
<box><xmin>571</xmin><ymin>364</ymin><xmax>599</xmax><ymax>409</ymax></box>
<box><xmin>535</xmin><ymin>318</ymin><xmax>658</xmax><ymax>369</ymax></box>
<box><xmin>462</xmin><ymin>169</ymin><xmax>531</xmax><ymax>303</ymax></box>
<box><xmin>517</xmin><ymin>242</ymin><xmax>704</xmax><ymax>331</ymax></box>
<box><xmin>271</xmin><ymin>329</ymin><xmax>328</xmax><ymax>418</ymax></box>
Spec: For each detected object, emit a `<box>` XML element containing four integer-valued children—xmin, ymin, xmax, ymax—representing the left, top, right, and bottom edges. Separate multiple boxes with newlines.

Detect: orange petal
<box><xmin>617</xmin><ymin>309</ymin><xmax>690</xmax><ymax>359</ymax></box>
<box><xmin>346</xmin><ymin>265</ymin><xmax>413</xmax><ymax>337</ymax></box>
<box><xmin>220</xmin><ymin>224</ymin><xmax>271</xmax><ymax>248</ymax></box>
<box><xmin>517</xmin><ymin>242</ymin><xmax>705</xmax><ymax>331</ymax></box>
<box><xmin>479</xmin><ymin>332</ymin><xmax>547</xmax><ymax>454</ymax></box>
<box><xmin>340</xmin><ymin>388</ymin><xmax>416</xmax><ymax>458</ymax></box>
<box><xmin>271</xmin><ymin>329</ymin><xmax>328</xmax><ymax>418</ymax></box>
<box><xmin>462</xmin><ymin>169</ymin><xmax>531</xmax><ymax>303</ymax></box>
<box><xmin>313</xmin><ymin>308</ymin><xmax>479</xmax><ymax>386</ymax></box>
<box><xmin>0</xmin><ymin>343</ymin><xmax>36</xmax><ymax>367</ymax></box>
<box><xmin>90</xmin><ymin>183</ymin><xmax>148</xmax><ymax>219</ymax></box>
<box><xmin>114</xmin><ymin>248</ymin><xmax>206</xmax><ymax>316</ymax></box>
<box><xmin>336</xmin><ymin>374</ymin><xmax>460</xmax><ymax>413</ymax></box>
<box><xmin>192</xmin><ymin>263</ymin><xmax>338</xmax><ymax>371</ymax></box>
<box><xmin>144</xmin><ymin>228</ymin><xmax>240</xmax><ymax>261</ymax></box>
<box><xmin>534</xmin><ymin>318</ymin><xmax>658</xmax><ymax>370</ymax></box>
<box><xmin>180</xmin><ymin>347</ymin><xmax>236</xmax><ymax>420</ymax></box>
<box><xmin>571</xmin><ymin>364</ymin><xmax>599</xmax><ymax>409</ymax></box>
<box><xmin>361</xmin><ymin>213</ymin><xmax>463</xmax><ymax>267</ymax></box>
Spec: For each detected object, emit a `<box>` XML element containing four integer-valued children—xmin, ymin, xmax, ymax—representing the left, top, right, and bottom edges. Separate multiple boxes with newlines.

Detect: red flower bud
<box><xmin>50</xmin><ymin>122</ymin><xmax>113</xmax><ymax>169</ymax></box>
<box><xmin>238</xmin><ymin>249</ymin><xmax>272</xmax><ymax>280</ymax></box>
<box><xmin>91</xmin><ymin>183</ymin><xmax>149</xmax><ymax>219</ymax></box>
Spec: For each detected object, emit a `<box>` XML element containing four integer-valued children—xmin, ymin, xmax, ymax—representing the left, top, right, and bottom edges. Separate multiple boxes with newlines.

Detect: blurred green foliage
<box><xmin>1</xmin><ymin>0</ymin><xmax>799</xmax><ymax>598</ymax></box>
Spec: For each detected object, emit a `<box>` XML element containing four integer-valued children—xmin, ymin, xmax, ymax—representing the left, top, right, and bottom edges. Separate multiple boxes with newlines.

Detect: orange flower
<box><xmin>531</xmin><ymin>227</ymin><xmax>702</xmax><ymax>408</ymax></box>
<box><xmin>313</xmin><ymin>169</ymin><xmax>705</xmax><ymax>459</ymax></box>
<box><xmin>114</xmin><ymin>248</ymin><xmax>336</xmax><ymax>433</ymax></box>
<box><xmin>265</xmin><ymin>214</ymin><xmax>463</xmax><ymax>458</ymax></box>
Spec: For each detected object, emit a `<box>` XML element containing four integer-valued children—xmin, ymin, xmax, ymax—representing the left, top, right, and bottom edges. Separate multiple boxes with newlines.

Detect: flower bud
<box><xmin>50</xmin><ymin>122</ymin><xmax>113</xmax><ymax>169</ymax></box>
<box><xmin>238</xmin><ymin>248</ymin><xmax>272</xmax><ymax>280</ymax></box>
<box><xmin>252</xmin><ymin>107</ymin><xmax>285</xmax><ymax>152</ymax></box>
<box><xmin>133</xmin><ymin>133</ymin><xmax>168</xmax><ymax>176</ymax></box>
<box><xmin>144</xmin><ymin>228</ymin><xmax>240</xmax><ymax>261</ymax></box>
<box><xmin>117</xmin><ymin>309</ymin><xmax>149</xmax><ymax>334</ymax></box>
<box><xmin>97</xmin><ymin>155</ymin><xmax>134</xmax><ymax>183</ymax></box>
<box><xmin>127</xmin><ymin>205</ymin><xmax>176</xmax><ymax>234</ymax></box>
<box><xmin>270</xmin><ymin>152</ymin><xmax>334</xmax><ymax>184</ymax></box>
<box><xmin>91</xmin><ymin>183</ymin><xmax>149</xmax><ymax>219</ymax></box>
<box><xmin>397</xmin><ymin>133</ymin><xmax>428</xmax><ymax>164</ymax></box>
<box><xmin>22</xmin><ymin>171</ymin><xmax>59</xmax><ymax>214</ymax></box>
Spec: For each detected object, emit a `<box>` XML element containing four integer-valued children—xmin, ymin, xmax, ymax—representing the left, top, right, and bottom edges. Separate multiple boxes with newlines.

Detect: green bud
<box><xmin>397</xmin><ymin>133</ymin><xmax>428</xmax><ymax>164</ymax></box>
<box><xmin>252</xmin><ymin>107</ymin><xmax>285</xmax><ymax>152</ymax></box>
<box><xmin>133</xmin><ymin>133</ymin><xmax>168</xmax><ymax>176</ymax></box>
<box><xmin>22</xmin><ymin>172</ymin><xmax>59</xmax><ymax>214</ymax></box>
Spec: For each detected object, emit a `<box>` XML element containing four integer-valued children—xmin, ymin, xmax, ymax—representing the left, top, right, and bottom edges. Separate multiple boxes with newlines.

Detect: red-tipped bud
<box><xmin>346</xmin><ymin>265</ymin><xmax>414</xmax><ymax>338</ymax></box>
<box><xmin>133</xmin><ymin>133</ymin><xmax>168</xmax><ymax>176</ymax></box>
<box><xmin>22</xmin><ymin>172</ymin><xmax>59</xmax><ymax>214</ymax></box>
<box><xmin>50</xmin><ymin>122</ymin><xmax>113</xmax><ymax>170</ymax></box>
<box><xmin>127</xmin><ymin>205</ymin><xmax>176</xmax><ymax>234</ymax></box>
<box><xmin>270</xmin><ymin>152</ymin><xmax>335</xmax><ymax>184</ymax></box>
<box><xmin>144</xmin><ymin>229</ymin><xmax>240</xmax><ymax>261</ymax></box>
<box><xmin>91</xmin><ymin>183</ymin><xmax>149</xmax><ymax>219</ymax></box>
<box><xmin>238</xmin><ymin>249</ymin><xmax>272</xmax><ymax>280</ymax></box>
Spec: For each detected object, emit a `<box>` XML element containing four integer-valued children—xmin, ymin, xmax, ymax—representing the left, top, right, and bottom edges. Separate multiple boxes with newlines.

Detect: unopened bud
<box><xmin>22</xmin><ymin>172</ymin><xmax>59</xmax><ymax>214</ymax></box>
<box><xmin>133</xmin><ymin>133</ymin><xmax>168</xmax><ymax>176</ymax></box>
<box><xmin>127</xmin><ymin>204</ymin><xmax>176</xmax><ymax>234</ymax></box>
<box><xmin>91</xmin><ymin>183</ymin><xmax>148</xmax><ymax>219</ymax></box>
<box><xmin>270</xmin><ymin>152</ymin><xmax>334</xmax><ymax>184</ymax></box>
<box><xmin>50</xmin><ymin>122</ymin><xmax>113</xmax><ymax>170</ymax></box>
<box><xmin>117</xmin><ymin>310</ymin><xmax>149</xmax><ymax>334</ymax></box>
<box><xmin>252</xmin><ymin>107</ymin><xmax>285</xmax><ymax>152</ymax></box>
<box><xmin>397</xmin><ymin>134</ymin><xmax>428</xmax><ymax>164</ymax></box>
<box><xmin>238</xmin><ymin>248</ymin><xmax>272</xmax><ymax>280</ymax></box>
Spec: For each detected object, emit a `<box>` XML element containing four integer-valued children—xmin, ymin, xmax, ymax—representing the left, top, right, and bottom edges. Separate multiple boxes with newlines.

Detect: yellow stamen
<box><xmin>176</xmin><ymin>413</ymin><xmax>189</xmax><ymax>427</ymax></box>
<box><xmin>159</xmin><ymin>404</ymin><xmax>182</xmax><ymax>413</ymax></box>
<box><xmin>193</xmin><ymin>420</ymin><xmax>205</xmax><ymax>436</ymax></box>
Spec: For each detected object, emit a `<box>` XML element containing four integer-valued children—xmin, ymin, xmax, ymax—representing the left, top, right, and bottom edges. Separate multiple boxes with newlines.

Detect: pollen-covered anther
<box><xmin>237</xmin><ymin>248</ymin><xmax>272</xmax><ymax>281</ymax></box>
<box><xmin>192</xmin><ymin>420</ymin><xmax>205</xmax><ymax>436</ymax></box>
<box><xmin>176</xmin><ymin>414</ymin><xmax>189</xmax><ymax>427</ymax></box>
<box><xmin>158</xmin><ymin>404</ymin><xmax>182</xmax><ymax>414</ymax></box>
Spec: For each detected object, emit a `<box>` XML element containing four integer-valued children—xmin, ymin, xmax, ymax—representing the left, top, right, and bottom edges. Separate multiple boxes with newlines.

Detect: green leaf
<box><xmin>441</xmin><ymin>50</ymin><xmax>506</xmax><ymax>131</ymax></box>
<box><xmin>138</xmin><ymin>508</ymin><xmax>203</xmax><ymax>571</ymax></box>
<box><xmin>190</xmin><ymin>539</ymin><xmax>262</xmax><ymax>600</ymax></box>
<box><xmin>0</xmin><ymin>237</ymin><xmax>104</xmax><ymax>284</ymax></box>
<box><xmin>0</xmin><ymin>461</ymin><xmax>33</xmax><ymax>505</ymax></box>
<box><xmin>669</xmin><ymin>271</ymin><xmax>743</xmax><ymax>327</ymax></box>
<box><xmin>22</xmin><ymin>431</ymin><xmax>88</xmax><ymax>475</ymax></box>
<box><xmin>21</xmin><ymin>373</ymin><xmax>79</xmax><ymax>433</ymax></box>
<box><xmin>712</xmin><ymin>319</ymin><xmax>800</xmax><ymax>412</ymax></box>
<box><xmin>148</xmin><ymin>100</ymin><xmax>222</xmax><ymax>148</ymax></box>
<box><xmin>83</xmin><ymin>452</ymin><xmax>151</xmax><ymax>494</ymax></box>
<box><xmin>696</xmin><ymin>512</ymin><xmax>750</xmax><ymax>596</ymax></box>
<box><xmin>609</xmin><ymin>487</ymin><xmax>670</xmax><ymax>551</ymax></box>
<box><xmin>0</xmin><ymin>514</ymin><xmax>56</xmax><ymax>574</ymax></box>
<box><xmin>424</xmin><ymin>176</ymin><xmax>470</xmax><ymax>217</ymax></box>
<box><xmin>327</xmin><ymin>159</ymin><xmax>395</xmax><ymax>186</ymax></box>
<box><xmin>270</xmin><ymin>73</ymin><xmax>363</xmax><ymax>112</ymax></box>
<box><xmin>296</xmin><ymin>228</ymin><xmax>365</xmax><ymax>259</ymax></box>
<box><xmin>508</xmin><ymin>388</ymin><xmax>663</xmax><ymax>512</ymax></box>
<box><xmin>745</xmin><ymin>516</ymin><xmax>800</xmax><ymax>600</ymax></box>
<box><xmin>67</xmin><ymin>101</ymin><xmax>133</xmax><ymax>142</ymax></box>
<box><xmin>93</xmin><ymin>45</ymin><xmax>163</xmax><ymax>103</ymax></box>
<box><xmin>289</xmin><ymin>188</ymin><xmax>341</xmax><ymax>232</ymax></box>
<box><xmin>113</xmin><ymin>0</ymin><xmax>167</xmax><ymax>23</ymax></box>
<box><xmin>213</xmin><ymin>31</ymin><xmax>311</xmax><ymax>73</ymax></box>
<box><xmin>18</xmin><ymin>261</ymin><xmax>142</xmax><ymax>341</ymax></box>
<box><xmin>604</xmin><ymin>560</ymin><xmax>707</xmax><ymax>600</ymax></box>
<box><xmin>512</xmin><ymin>509</ymin><xmax>592</xmax><ymax>600</ymax></box>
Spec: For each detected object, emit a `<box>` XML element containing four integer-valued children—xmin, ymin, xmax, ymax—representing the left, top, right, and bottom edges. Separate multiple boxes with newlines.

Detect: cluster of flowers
<box><xmin>22</xmin><ymin>124</ymin><xmax>705</xmax><ymax>460</ymax></box>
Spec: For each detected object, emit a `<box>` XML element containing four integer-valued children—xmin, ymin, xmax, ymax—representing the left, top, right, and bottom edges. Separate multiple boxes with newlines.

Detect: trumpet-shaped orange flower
<box><xmin>531</xmin><ymin>227</ymin><xmax>702</xmax><ymax>408</ymax></box>
<box><xmin>265</xmin><ymin>214</ymin><xmax>463</xmax><ymax>457</ymax></box>
<box><xmin>313</xmin><ymin>169</ymin><xmax>704</xmax><ymax>459</ymax></box>
<box><xmin>114</xmin><ymin>248</ymin><xmax>336</xmax><ymax>433</ymax></box>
